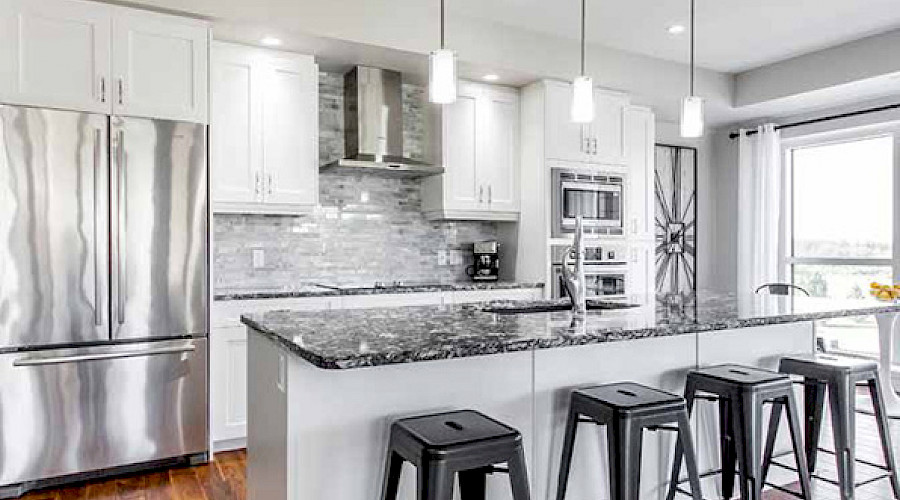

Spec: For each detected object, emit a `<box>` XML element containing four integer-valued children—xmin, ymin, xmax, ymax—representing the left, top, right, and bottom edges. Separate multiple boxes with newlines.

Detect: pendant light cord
<box><xmin>440</xmin><ymin>0</ymin><xmax>446</xmax><ymax>49</ymax></box>
<box><xmin>689</xmin><ymin>0</ymin><xmax>695</xmax><ymax>96</ymax></box>
<box><xmin>580</xmin><ymin>0</ymin><xmax>586</xmax><ymax>75</ymax></box>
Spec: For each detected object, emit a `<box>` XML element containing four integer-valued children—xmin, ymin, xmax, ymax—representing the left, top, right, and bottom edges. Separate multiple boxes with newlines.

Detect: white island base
<box><xmin>246</xmin><ymin>321</ymin><xmax>818</xmax><ymax>500</ymax></box>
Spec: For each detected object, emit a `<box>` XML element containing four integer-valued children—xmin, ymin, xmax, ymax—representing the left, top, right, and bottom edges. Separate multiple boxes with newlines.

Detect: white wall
<box><xmin>655</xmin><ymin>120</ymin><xmax>720</xmax><ymax>291</ymax></box>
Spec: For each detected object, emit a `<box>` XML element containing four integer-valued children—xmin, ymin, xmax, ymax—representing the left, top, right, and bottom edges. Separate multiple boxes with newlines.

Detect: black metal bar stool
<box><xmin>380</xmin><ymin>409</ymin><xmax>530</xmax><ymax>500</ymax></box>
<box><xmin>555</xmin><ymin>382</ymin><xmax>703</xmax><ymax>500</ymax></box>
<box><xmin>666</xmin><ymin>364</ymin><xmax>813</xmax><ymax>500</ymax></box>
<box><xmin>762</xmin><ymin>354</ymin><xmax>900</xmax><ymax>500</ymax></box>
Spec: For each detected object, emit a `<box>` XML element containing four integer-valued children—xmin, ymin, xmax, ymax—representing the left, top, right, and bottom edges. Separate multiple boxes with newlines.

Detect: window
<box><xmin>785</xmin><ymin>133</ymin><xmax>894</xmax><ymax>353</ymax></box>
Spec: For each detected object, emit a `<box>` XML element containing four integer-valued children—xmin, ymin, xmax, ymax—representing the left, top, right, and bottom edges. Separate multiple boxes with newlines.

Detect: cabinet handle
<box><xmin>255</xmin><ymin>173</ymin><xmax>261</xmax><ymax>198</ymax></box>
<box><xmin>267</xmin><ymin>173</ymin><xmax>273</xmax><ymax>195</ymax></box>
<box><xmin>592</xmin><ymin>137</ymin><xmax>598</xmax><ymax>155</ymax></box>
<box><xmin>479</xmin><ymin>185</ymin><xmax>484</xmax><ymax>203</ymax></box>
<box><xmin>117</xmin><ymin>77</ymin><xmax>124</xmax><ymax>105</ymax></box>
<box><xmin>488</xmin><ymin>185</ymin><xmax>492</xmax><ymax>204</ymax></box>
<box><xmin>99</xmin><ymin>77</ymin><xmax>106</xmax><ymax>103</ymax></box>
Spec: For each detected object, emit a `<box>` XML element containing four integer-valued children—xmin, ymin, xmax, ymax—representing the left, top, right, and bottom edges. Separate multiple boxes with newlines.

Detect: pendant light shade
<box><xmin>571</xmin><ymin>0</ymin><xmax>594</xmax><ymax>123</ymax></box>
<box><xmin>571</xmin><ymin>76</ymin><xmax>595</xmax><ymax>123</ymax></box>
<box><xmin>429</xmin><ymin>49</ymin><xmax>457</xmax><ymax>104</ymax></box>
<box><xmin>680</xmin><ymin>0</ymin><xmax>704</xmax><ymax>137</ymax></box>
<box><xmin>680</xmin><ymin>95</ymin><xmax>704</xmax><ymax>138</ymax></box>
<box><xmin>429</xmin><ymin>0</ymin><xmax>457</xmax><ymax>104</ymax></box>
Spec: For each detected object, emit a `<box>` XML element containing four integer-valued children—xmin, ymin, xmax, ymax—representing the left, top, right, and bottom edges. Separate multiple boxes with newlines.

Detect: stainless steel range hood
<box><xmin>321</xmin><ymin>66</ymin><xmax>443</xmax><ymax>177</ymax></box>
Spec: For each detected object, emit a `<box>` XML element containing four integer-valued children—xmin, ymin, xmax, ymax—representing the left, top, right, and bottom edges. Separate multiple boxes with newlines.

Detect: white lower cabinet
<box><xmin>209</xmin><ymin>288</ymin><xmax>544</xmax><ymax>448</ymax></box>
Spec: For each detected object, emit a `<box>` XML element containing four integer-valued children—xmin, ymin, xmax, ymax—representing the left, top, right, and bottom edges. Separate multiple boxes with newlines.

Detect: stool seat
<box><xmin>780</xmin><ymin>353</ymin><xmax>878</xmax><ymax>378</ymax></box>
<box><xmin>397</xmin><ymin>410</ymin><xmax>519</xmax><ymax>449</ymax></box>
<box><xmin>574</xmin><ymin>382</ymin><xmax>683</xmax><ymax>412</ymax></box>
<box><xmin>691</xmin><ymin>364</ymin><xmax>789</xmax><ymax>387</ymax></box>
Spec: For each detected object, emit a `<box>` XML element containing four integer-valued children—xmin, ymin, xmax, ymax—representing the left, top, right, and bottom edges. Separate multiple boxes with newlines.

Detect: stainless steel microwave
<box><xmin>551</xmin><ymin>167</ymin><xmax>625</xmax><ymax>238</ymax></box>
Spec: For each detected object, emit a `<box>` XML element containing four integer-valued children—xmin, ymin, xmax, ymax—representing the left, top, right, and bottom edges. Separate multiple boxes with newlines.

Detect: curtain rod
<box><xmin>728</xmin><ymin>102</ymin><xmax>900</xmax><ymax>139</ymax></box>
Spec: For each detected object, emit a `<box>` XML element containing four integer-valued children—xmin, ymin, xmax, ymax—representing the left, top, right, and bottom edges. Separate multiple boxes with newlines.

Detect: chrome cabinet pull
<box><xmin>591</xmin><ymin>137</ymin><xmax>598</xmax><ymax>155</ymax></box>
<box><xmin>93</xmin><ymin>129</ymin><xmax>102</xmax><ymax>327</ymax></box>
<box><xmin>479</xmin><ymin>185</ymin><xmax>484</xmax><ymax>203</ymax></box>
<box><xmin>14</xmin><ymin>345</ymin><xmax>196</xmax><ymax>367</ymax></box>
<box><xmin>116</xmin><ymin>129</ymin><xmax>126</xmax><ymax>325</ymax></box>
<box><xmin>117</xmin><ymin>77</ymin><xmax>124</xmax><ymax>105</ymax></box>
<box><xmin>255</xmin><ymin>172</ymin><xmax>261</xmax><ymax>198</ymax></box>
<box><xmin>267</xmin><ymin>173</ymin><xmax>273</xmax><ymax>195</ymax></box>
<box><xmin>99</xmin><ymin>77</ymin><xmax>106</xmax><ymax>103</ymax></box>
<box><xmin>488</xmin><ymin>185</ymin><xmax>492</xmax><ymax>204</ymax></box>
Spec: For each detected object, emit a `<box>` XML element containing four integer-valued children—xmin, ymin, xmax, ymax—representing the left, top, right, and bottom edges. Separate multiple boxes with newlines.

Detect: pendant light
<box><xmin>571</xmin><ymin>0</ymin><xmax>594</xmax><ymax>123</ymax></box>
<box><xmin>429</xmin><ymin>0</ymin><xmax>457</xmax><ymax>104</ymax></box>
<box><xmin>680</xmin><ymin>0</ymin><xmax>704</xmax><ymax>137</ymax></box>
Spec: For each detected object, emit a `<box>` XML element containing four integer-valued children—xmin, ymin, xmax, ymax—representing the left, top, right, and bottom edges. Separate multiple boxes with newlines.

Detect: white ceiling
<box><xmin>449</xmin><ymin>0</ymin><xmax>900</xmax><ymax>73</ymax></box>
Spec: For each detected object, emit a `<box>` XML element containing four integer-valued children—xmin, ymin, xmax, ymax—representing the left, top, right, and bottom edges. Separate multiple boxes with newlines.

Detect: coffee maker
<box><xmin>467</xmin><ymin>241</ymin><xmax>500</xmax><ymax>281</ymax></box>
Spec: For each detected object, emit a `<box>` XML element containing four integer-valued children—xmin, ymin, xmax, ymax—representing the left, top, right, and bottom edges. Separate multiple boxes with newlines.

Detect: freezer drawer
<box><xmin>0</xmin><ymin>338</ymin><xmax>208</xmax><ymax>487</ymax></box>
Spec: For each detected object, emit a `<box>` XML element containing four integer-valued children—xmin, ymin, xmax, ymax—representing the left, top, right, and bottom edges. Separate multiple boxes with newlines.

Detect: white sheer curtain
<box><xmin>737</xmin><ymin>124</ymin><xmax>786</xmax><ymax>294</ymax></box>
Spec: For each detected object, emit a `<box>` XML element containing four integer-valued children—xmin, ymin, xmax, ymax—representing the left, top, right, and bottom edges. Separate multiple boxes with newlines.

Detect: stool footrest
<box><xmin>769</xmin><ymin>459</ymin><xmax>894</xmax><ymax>488</ymax></box>
<box><xmin>646</xmin><ymin>425</ymin><xmax>679</xmax><ymax>432</ymax></box>
<box><xmin>815</xmin><ymin>447</ymin><xmax>893</xmax><ymax>472</ymax></box>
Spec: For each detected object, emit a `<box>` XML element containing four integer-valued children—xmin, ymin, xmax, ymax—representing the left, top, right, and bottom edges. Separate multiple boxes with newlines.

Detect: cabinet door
<box><xmin>442</xmin><ymin>87</ymin><xmax>480</xmax><ymax>211</ymax></box>
<box><xmin>261</xmin><ymin>54</ymin><xmax>318</xmax><ymax>208</ymax></box>
<box><xmin>112</xmin><ymin>8</ymin><xmax>208</xmax><ymax>123</ymax></box>
<box><xmin>544</xmin><ymin>82</ymin><xmax>588</xmax><ymax>163</ymax></box>
<box><xmin>624</xmin><ymin>105</ymin><xmax>656</xmax><ymax>240</ymax></box>
<box><xmin>211</xmin><ymin>43</ymin><xmax>262</xmax><ymax>206</ymax></box>
<box><xmin>627</xmin><ymin>242</ymin><xmax>655</xmax><ymax>302</ymax></box>
<box><xmin>478</xmin><ymin>88</ymin><xmax>519</xmax><ymax>213</ymax></box>
<box><xmin>592</xmin><ymin>89</ymin><xmax>628</xmax><ymax>164</ymax></box>
<box><xmin>211</xmin><ymin>326</ymin><xmax>248</xmax><ymax>447</ymax></box>
<box><xmin>0</xmin><ymin>0</ymin><xmax>111</xmax><ymax>113</ymax></box>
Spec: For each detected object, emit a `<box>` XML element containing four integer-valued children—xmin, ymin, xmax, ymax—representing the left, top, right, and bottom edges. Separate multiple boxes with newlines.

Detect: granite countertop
<box><xmin>240</xmin><ymin>292</ymin><xmax>900</xmax><ymax>370</ymax></box>
<box><xmin>214</xmin><ymin>281</ymin><xmax>544</xmax><ymax>301</ymax></box>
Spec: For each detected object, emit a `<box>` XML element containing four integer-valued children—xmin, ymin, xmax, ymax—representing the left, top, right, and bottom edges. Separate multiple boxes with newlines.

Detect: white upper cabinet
<box><xmin>0</xmin><ymin>0</ymin><xmax>111</xmax><ymax>113</ymax></box>
<box><xmin>0</xmin><ymin>0</ymin><xmax>208</xmax><ymax>122</ymax></box>
<box><xmin>624</xmin><ymin>105</ymin><xmax>656</xmax><ymax>240</ymax></box>
<box><xmin>111</xmin><ymin>8</ymin><xmax>208</xmax><ymax>123</ymax></box>
<box><xmin>211</xmin><ymin>42</ymin><xmax>318</xmax><ymax>214</ymax></box>
<box><xmin>543</xmin><ymin>80</ymin><xmax>628</xmax><ymax>165</ymax></box>
<box><xmin>422</xmin><ymin>81</ymin><xmax>520</xmax><ymax>221</ymax></box>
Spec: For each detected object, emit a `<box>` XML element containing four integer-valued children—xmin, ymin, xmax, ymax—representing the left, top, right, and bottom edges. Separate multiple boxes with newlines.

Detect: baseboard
<box><xmin>213</xmin><ymin>437</ymin><xmax>247</xmax><ymax>453</ymax></box>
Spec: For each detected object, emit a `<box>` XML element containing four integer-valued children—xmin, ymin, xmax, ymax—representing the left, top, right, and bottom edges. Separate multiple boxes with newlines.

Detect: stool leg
<box><xmin>555</xmin><ymin>408</ymin><xmax>580</xmax><ymax>500</ymax></box>
<box><xmin>676</xmin><ymin>410</ymin><xmax>704</xmax><ymax>500</ymax></box>
<box><xmin>381</xmin><ymin>449</ymin><xmax>404</xmax><ymax>500</ymax></box>
<box><xmin>418</xmin><ymin>460</ymin><xmax>454</xmax><ymax>500</ymax></box>
<box><xmin>719</xmin><ymin>397</ymin><xmax>736</xmax><ymax>500</ymax></box>
<box><xmin>785</xmin><ymin>391</ymin><xmax>814</xmax><ymax>500</ymax></box>
<box><xmin>804</xmin><ymin>378</ymin><xmax>826</xmax><ymax>473</ymax></box>
<box><xmin>508</xmin><ymin>446</ymin><xmax>531</xmax><ymax>500</ymax></box>
<box><xmin>608</xmin><ymin>419</ymin><xmax>642</xmax><ymax>500</ymax></box>
<box><xmin>868</xmin><ymin>376</ymin><xmax>900</xmax><ymax>500</ymax></box>
<box><xmin>828</xmin><ymin>377</ymin><xmax>856</xmax><ymax>500</ymax></box>
<box><xmin>760</xmin><ymin>398</ymin><xmax>784</xmax><ymax>487</ymax></box>
<box><xmin>666</xmin><ymin>381</ymin><xmax>696</xmax><ymax>500</ymax></box>
<box><xmin>732</xmin><ymin>392</ymin><xmax>763</xmax><ymax>500</ymax></box>
<box><xmin>459</xmin><ymin>469</ymin><xmax>487</xmax><ymax>500</ymax></box>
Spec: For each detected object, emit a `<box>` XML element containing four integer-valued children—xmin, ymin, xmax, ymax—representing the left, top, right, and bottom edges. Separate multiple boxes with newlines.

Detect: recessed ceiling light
<box><xmin>483</xmin><ymin>74</ymin><xmax>500</xmax><ymax>82</ymax></box>
<box><xmin>260</xmin><ymin>36</ymin><xmax>282</xmax><ymax>46</ymax></box>
<box><xmin>667</xmin><ymin>24</ymin><xmax>686</xmax><ymax>35</ymax></box>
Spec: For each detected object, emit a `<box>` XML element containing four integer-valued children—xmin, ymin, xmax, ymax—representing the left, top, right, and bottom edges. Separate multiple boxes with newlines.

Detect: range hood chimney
<box><xmin>321</xmin><ymin>66</ymin><xmax>443</xmax><ymax>177</ymax></box>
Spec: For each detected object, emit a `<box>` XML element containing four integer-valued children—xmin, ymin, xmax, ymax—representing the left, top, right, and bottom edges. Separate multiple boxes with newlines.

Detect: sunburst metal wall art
<box><xmin>655</xmin><ymin>144</ymin><xmax>697</xmax><ymax>294</ymax></box>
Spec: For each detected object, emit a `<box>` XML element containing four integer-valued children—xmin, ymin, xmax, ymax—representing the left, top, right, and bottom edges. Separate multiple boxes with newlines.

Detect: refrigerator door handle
<box><xmin>13</xmin><ymin>345</ymin><xmax>196</xmax><ymax>367</ymax></box>
<box><xmin>93</xmin><ymin>128</ymin><xmax>103</xmax><ymax>327</ymax></box>
<box><xmin>116</xmin><ymin>128</ymin><xmax>127</xmax><ymax>325</ymax></box>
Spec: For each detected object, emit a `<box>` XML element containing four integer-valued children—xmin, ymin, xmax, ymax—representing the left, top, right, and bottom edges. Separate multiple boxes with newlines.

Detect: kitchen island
<box><xmin>242</xmin><ymin>293</ymin><xmax>900</xmax><ymax>500</ymax></box>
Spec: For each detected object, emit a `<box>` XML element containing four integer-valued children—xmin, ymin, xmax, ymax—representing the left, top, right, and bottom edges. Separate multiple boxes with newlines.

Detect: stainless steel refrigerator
<box><xmin>0</xmin><ymin>105</ymin><xmax>208</xmax><ymax>496</ymax></box>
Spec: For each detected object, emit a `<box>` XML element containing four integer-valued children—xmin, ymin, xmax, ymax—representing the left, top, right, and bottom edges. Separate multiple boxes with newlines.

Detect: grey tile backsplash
<box><xmin>213</xmin><ymin>72</ymin><xmax>499</xmax><ymax>291</ymax></box>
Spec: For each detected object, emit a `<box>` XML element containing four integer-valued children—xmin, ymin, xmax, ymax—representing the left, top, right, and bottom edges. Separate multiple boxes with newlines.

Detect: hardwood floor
<box><xmin>18</xmin><ymin>450</ymin><xmax>246</xmax><ymax>500</ymax></box>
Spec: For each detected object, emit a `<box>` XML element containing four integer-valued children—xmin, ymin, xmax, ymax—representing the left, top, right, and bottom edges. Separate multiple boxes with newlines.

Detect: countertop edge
<box><xmin>215</xmin><ymin>282</ymin><xmax>544</xmax><ymax>301</ymax></box>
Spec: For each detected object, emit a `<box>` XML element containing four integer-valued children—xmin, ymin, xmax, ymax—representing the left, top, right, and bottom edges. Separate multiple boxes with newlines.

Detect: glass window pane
<box><xmin>792</xmin><ymin>136</ymin><xmax>893</xmax><ymax>258</ymax></box>
<box><xmin>792</xmin><ymin>263</ymin><xmax>891</xmax><ymax>299</ymax></box>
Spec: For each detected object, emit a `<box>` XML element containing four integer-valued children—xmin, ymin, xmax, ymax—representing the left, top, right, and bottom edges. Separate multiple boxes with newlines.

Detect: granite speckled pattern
<box><xmin>214</xmin><ymin>282</ymin><xmax>544</xmax><ymax>301</ymax></box>
<box><xmin>241</xmin><ymin>292</ymin><xmax>900</xmax><ymax>370</ymax></box>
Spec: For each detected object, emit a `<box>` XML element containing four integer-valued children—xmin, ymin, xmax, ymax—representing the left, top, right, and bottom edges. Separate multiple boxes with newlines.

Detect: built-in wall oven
<box><xmin>552</xmin><ymin>167</ymin><xmax>625</xmax><ymax>238</ymax></box>
<box><xmin>551</xmin><ymin>244</ymin><xmax>628</xmax><ymax>300</ymax></box>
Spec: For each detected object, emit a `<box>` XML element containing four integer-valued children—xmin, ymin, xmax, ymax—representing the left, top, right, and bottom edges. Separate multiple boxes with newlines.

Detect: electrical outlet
<box><xmin>252</xmin><ymin>248</ymin><xmax>266</xmax><ymax>269</ymax></box>
<box><xmin>437</xmin><ymin>250</ymin><xmax>449</xmax><ymax>266</ymax></box>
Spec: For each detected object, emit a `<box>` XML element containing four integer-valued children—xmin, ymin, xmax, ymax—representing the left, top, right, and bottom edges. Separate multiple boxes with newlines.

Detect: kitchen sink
<box><xmin>482</xmin><ymin>300</ymin><xmax>639</xmax><ymax>314</ymax></box>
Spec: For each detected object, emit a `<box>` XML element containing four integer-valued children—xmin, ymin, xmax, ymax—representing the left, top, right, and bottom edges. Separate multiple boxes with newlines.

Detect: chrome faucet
<box><xmin>560</xmin><ymin>216</ymin><xmax>588</xmax><ymax>315</ymax></box>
